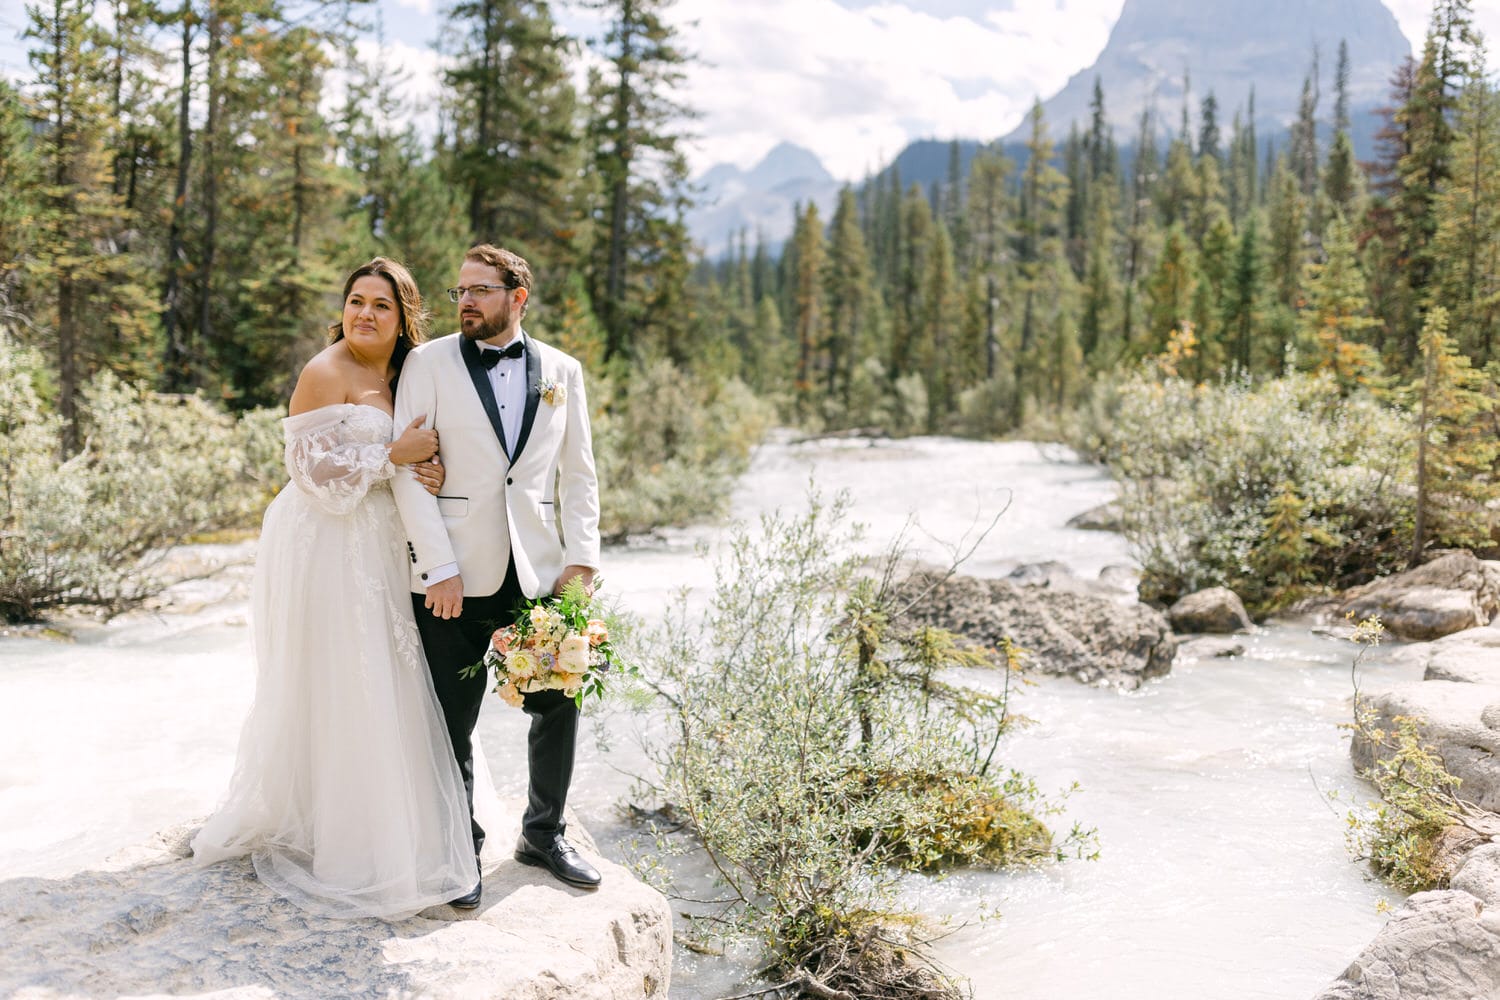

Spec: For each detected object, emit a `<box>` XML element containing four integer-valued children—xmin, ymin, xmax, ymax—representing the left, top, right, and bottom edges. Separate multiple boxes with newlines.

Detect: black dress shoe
<box><xmin>450</xmin><ymin>879</ymin><xmax>482</xmax><ymax>909</ymax></box>
<box><xmin>514</xmin><ymin>834</ymin><xmax>601</xmax><ymax>889</ymax></box>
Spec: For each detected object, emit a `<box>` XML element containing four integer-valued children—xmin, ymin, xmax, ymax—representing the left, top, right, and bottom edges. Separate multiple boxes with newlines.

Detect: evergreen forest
<box><xmin>4</xmin><ymin>0</ymin><xmax>1500</xmax><ymax>615</ymax></box>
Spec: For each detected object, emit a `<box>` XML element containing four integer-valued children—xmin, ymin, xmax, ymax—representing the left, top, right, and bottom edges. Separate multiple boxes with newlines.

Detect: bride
<box><xmin>193</xmin><ymin>258</ymin><xmax>482</xmax><ymax>918</ymax></box>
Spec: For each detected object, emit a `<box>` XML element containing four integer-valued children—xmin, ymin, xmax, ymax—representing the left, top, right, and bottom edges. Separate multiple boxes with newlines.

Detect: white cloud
<box><xmin>389</xmin><ymin>0</ymin><xmax>436</xmax><ymax>16</ymax></box>
<box><xmin>666</xmin><ymin>0</ymin><xmax>1124</xmax><ymax>179</ymax></box>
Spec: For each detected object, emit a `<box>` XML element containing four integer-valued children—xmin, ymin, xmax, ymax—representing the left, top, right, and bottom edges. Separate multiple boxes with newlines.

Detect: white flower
<box><xmin>558</xmin><ymin>634</ymin><xmax>590</xmax><ymax>672</ymax></box>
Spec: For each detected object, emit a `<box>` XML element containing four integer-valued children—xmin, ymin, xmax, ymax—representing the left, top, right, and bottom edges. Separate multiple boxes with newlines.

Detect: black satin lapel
<box><xmin>512</xmin><ymin>332</ymin><xmax>541</xmax><ymax>462</ymax></box>
<box><xmin>460</xmin><ymin>336</ymin><xmax>511</xmax><ymax>461</ymax></box>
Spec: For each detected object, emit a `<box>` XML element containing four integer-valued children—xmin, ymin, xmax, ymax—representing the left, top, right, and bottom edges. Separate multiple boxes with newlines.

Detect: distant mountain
<box><xmin>877</xmin><ymin>139</ymin><xmax>983</xmax><ymax>192</ymax></box>
<box><xmin>686</xmin><ymin>142</ymin><xmax>840</xmax><ymax>259</ymax></box>
<box><xmin>688</xmin><ymin>0</ymin><xmax>1416</xmax><ymax>258</ymax></box>
<box><xmin>1005</xmin><ymin>0</ymin><xmax>1411</xmax><ymax>153</ymax></box>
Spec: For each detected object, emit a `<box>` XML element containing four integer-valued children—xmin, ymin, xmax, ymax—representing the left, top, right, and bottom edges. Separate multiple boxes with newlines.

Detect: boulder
<box><xmin>900</xmin><ymin>569</ymin><xmax>1176</xmax><ymax>690</ymax></box>
<box><xmin>0</xmin><ymin>818</ymin><xmax>672</xmax><ymax>1000</ymax></box>
<box><xmin>1065</xmin><ymin>501</ymin><xmax>1122</xmax><ymax>532</ymax></box>
<box><xmin>1168</xmin><ymin>587</ymin><xmax>1254</xmax><ymax>634</ymax></box>
<box><xmin>1007</xmin><ymin>561</ymin><xmax>1077</xmax><ymax>588</ymax></box>
<box><xmin>1339</xmin><ymin>551</ymin><xmax>1500</xmax><ymax>641</ymax></box>
<box><xmin>1452</xmin><ymin>843</ymin><xmax>1500</xmax><ymax>908</ymax></box>
<box><xmin>1175</xmin><ymin>636</ymin><xmax>1246</xmax><ymax>661</ymax></box>
<box><xmin>1312</xmin><ymin>890</ymin><xmax>1500</xmax><ymax>1000</ymax></box>
<box><xmin>1350</xmin><ymin>681</ymin><xmax>1500</xmax><ymax>812</ymax></box>
<box><xmin>1416</xmin><ymin>624</ymin><xmax>1500</xmax><ymax>684</ymax></box>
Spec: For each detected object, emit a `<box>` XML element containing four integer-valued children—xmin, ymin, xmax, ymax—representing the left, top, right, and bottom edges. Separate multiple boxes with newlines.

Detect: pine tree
<box><xmin>1266</xmin><ymin>156</ymin><xmax>1306</xmax><ymax>312</ymax></box>
<box><xmin>790</xmin><ymin>201</ymin><xmax>826</xmax><ymax>418</ymax></box>
<box><xmin>443</xmin><ymin>0</ymin><xmax>586</xmax><ymax>274</ymax></box>
<box><xmin>1144</xmin><ymin>225</ymin><xmax>1198</xmax><ymax>359</ymax></box>
<box><xmin>966</xmin><ymin>148</ymin><xmax>1011</xmax><ymax>380</ymax></box>
<box><xmin>0</xmin><ymin>79</ymin><xmax>41</xmax><ymax>342</ymax></box>
<box><xmin>1198</xmin><ymin>92</ymin><xmax>1221</xmax><ymax>164</ymax></box>
<box><xmin>1431</xmin><ymin>50</ymin><xmax>1500</xmax><ymax>365</ymax></box>
<box><xmin>824</xmin><ymin>187</ymin><xmax>879</xmax><ymax>413</ymax></box>
<box><xmin>1289</xmin><ymin>56</ymin><xmax>1321</xmax><ymax>200</ymax></box>
<box><xmin>25</xmin><ymin>0</ymin><xmax>154</xmax><ymax>451</ymax></box>
<box><xmin>1407</xmin><ymin>305</ymin><xmax>1498</xmax><ymax>561</ymax></box>
<box><xmin>584</xmin><ymin>0</ymin><xmax>695</xmax><ymax>362</ymax></box>
<box><xmin>918</xmin><ymin>219</ymin><xmax>959</xmax><ymax>429</ymax></box>
<box><xmin>1121</xmin><ymin>109</ymin><xmax>1159</xmax><ymax>352</ymax></box>
<box><xmin>1298</xmin><ymin>213</ymin><xmax>1381</xmax><ymax>390</ymax></box>
<box><xmin>1225</xmin><ymin>212</ymin><xmax>1266</xmax><ymax>372</ymax></box>
<box><xmin>1012</xmin><ymin>101</ymin><xmax>1075</xmax><ymax>422</ymax></box>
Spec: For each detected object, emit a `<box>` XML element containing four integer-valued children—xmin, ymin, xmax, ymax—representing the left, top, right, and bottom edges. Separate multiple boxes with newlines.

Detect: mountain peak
<box><xmin>746</xmin><ymin>142</ymin><xmax>834</xmax><ymax>189</ymax></box>
<box><xmin>1008</xmin><ymin>0</ymin><xmax>1410</xmax><ymax>143</ymax></box>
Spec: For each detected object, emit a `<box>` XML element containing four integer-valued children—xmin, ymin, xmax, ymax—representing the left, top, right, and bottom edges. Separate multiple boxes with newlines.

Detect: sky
<box><xmin>0</xmin><ymin>0</ymin><xmax>1498</xmax><ymax>180</ymax></box>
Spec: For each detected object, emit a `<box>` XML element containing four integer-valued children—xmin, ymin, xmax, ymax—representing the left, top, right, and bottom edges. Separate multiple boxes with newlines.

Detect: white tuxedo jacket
<box><xmin>391</xmin><ymin>331</ymin><xmax>601</xmax><ymax>599</ymax></box>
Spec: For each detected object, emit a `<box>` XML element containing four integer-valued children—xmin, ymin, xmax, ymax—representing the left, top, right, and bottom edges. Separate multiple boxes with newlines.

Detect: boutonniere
<box><xmin>538</xmin><ymin>377</ymin><xmax>566</xmax><ymax>406</ymax></box>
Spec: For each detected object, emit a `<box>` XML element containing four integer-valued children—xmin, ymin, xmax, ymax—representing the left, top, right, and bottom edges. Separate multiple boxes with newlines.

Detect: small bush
<box><xmin>593</xmin><ymin>358</ymin><xmax>773</xmax><ymax>539</ymax></box>
<box><xmin>1066</xmin><ymin>370</ymin><xmax>1414</xmax><ymax>613</ymax></box>
<box><xmin>0</xmin><ymin>343</ymin><xmax>280</xmax><ymax>621</ymax></box>
<box><xmin>1341</xmin><ymin>616</ymin><xmax>1471</xmax><ymax>892</ymax></box>
<box><xmin>629</xmin><ymin>492</ymin><xmax>1088</xmax><ymax>999</ymax></box>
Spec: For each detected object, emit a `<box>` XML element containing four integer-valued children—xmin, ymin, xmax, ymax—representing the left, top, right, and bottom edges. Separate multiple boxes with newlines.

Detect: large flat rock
<box><xmin>1412</xmin><ymin>623</ymin><xmax>1500</xmax><ymax>684</ymax></box>
<box><xmin>1339</xmin><ymin>552</ymin><xmax>1500</xmax><ymax>640</ymax></box>
<box><xmin>0</xmin><ymin>819</ymin><xmax>671</xmax><ymax>999</ymax></box>
<box><xmin>1313</xmin><ymin>888</ymin><xmax>1500</xmax><ymax>999</ymax></box>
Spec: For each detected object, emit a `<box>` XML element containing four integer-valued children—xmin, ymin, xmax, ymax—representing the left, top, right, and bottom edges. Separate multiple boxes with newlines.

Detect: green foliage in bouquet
<box><xmin>462</xmin><ymin>577</ymin><xmax>633</xmax><ymax>709</ymax></box>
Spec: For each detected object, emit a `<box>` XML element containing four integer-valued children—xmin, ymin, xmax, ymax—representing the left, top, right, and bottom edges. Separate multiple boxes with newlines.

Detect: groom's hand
<box><xmin>426</xmin><ymin>577</ymin><xmax>464</xmax><ymax>619</ymax></box>
<box><xmin>553</xmin><ymin>565</ymin><xmax>595</xmax><ymax>597</ymax></box>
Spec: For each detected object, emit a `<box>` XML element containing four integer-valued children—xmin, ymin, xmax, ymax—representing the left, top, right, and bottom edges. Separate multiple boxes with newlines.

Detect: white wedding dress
<box><xmin>192</xmin><ymin>403</ymin><xmax>480</xmax><ymax>919</ymax></box>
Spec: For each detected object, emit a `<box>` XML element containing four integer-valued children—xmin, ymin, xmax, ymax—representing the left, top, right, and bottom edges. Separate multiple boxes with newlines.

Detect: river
<box><xmin>0</xmin><ymin>433</ymin><xmax>1410</xmax><ymax>999</ymax></box>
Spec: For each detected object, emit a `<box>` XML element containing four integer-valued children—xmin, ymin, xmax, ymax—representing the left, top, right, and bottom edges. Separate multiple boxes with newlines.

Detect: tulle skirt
<box><xmin>192</xmin><ymin>481</ymin><xmax>479</xmax><ymax>919</ymax></box>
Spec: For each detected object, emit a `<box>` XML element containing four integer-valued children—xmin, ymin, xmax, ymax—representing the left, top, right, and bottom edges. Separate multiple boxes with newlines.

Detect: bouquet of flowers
<box><xmin>462</xmin><ymin>577</ymin><xmax>628</xmax><ymax>708</ymax></box>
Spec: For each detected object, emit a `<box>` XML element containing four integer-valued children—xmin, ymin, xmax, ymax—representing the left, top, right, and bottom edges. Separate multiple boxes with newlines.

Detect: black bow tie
<box><xmin>478</xmin><ymin>340</ymin><xmax>524</xmax><ymax>368</ymax></box>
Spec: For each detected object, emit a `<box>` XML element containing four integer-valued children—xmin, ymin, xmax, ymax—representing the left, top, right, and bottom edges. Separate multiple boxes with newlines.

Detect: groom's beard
<box><xmin>461</xmin><ymin>299</ymin><xmax>515</xmax><ymax>343</ymax></box>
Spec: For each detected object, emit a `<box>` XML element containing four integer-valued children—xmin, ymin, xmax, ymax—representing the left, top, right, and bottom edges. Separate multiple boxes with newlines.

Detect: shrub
<box><xmin>593</xmin><ymin>358</ymin><xmax>773</xmax><ymax>539</ymax></box>
<box><xmin>1342</xmin><ymin>616</ymin><xmax>1474</xmax><ymax>892</ymax></box>
<box><xmin>628</xmin><ymin>493</ymin><xmax>1089</xmax><ymax>999</ymax></box>
<box><xmin>1066</xmin><ymin>370</ymin><xmax>1414</xmax><ymax>613</ymax></box>
<box><xmin>0</xmin><ymin>343</ymin><xmax>280</xmax><ymax>621</ymax></box>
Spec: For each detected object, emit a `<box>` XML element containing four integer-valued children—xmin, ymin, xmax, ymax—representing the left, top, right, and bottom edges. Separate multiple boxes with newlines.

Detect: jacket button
<box><xmin>420</xmin><ymin>572</ymin><xmax>428</xmax><ymax>580</ymax></box>
<box><xmin>506</xmin><ymin>477</ymin><xmax>513</xmax><ymax>485</ymax></box>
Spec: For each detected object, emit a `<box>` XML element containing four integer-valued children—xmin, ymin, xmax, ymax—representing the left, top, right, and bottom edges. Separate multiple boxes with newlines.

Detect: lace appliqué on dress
<box><xmin>283</xmin><ymin>404</ymin><xmax>396</xmax><ymax>516</ymax></box>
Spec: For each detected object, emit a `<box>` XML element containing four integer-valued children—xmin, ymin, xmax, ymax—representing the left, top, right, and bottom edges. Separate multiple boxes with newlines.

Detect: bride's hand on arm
<box><xmin>388</xmin><ymin>415</ymin><xmax>438</xmax><ymax>465</ymax></box>
<box><xmin>411</xmin><ymin>454</ymin><xmax>444</xmax><ymax>496</ymax></box>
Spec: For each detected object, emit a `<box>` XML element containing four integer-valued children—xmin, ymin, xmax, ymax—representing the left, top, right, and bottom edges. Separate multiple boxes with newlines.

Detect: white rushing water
<box><xmin>0</xmin><ymin>434</ymin><xmax>1409</xmax><ymax>999</ymax></box>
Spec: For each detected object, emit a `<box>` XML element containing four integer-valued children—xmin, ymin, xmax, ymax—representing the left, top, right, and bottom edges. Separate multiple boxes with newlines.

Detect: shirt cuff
<box><xmin>422</xmin><ymin>562</ymin><xmax>460</xmax><ymax>587</ymax></box>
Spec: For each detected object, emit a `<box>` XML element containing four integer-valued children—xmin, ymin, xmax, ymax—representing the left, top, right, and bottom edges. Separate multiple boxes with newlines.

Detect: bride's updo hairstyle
<box><xmin>327</xmin><ymin>257</ymin><xmax>429</xmax><ymax>386</ymax></box>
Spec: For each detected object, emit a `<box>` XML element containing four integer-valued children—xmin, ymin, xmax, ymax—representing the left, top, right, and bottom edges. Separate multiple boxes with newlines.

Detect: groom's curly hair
<box><xmin>464</xmin><ymin>244</ymin><xmax>534</xmax><ymax>318</ymax></box>
<box><xmin>328</xmin><ymin>257</ymin><xmax>429</xmax><ymax>382</ymax></box>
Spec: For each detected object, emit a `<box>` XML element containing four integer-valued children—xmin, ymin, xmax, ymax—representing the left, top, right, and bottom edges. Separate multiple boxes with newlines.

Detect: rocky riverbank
<box><xmin>912</xmin><ymin>550</ymin><xmax>1500</xmax><ymax>999</ymax></box>
<box><xmin>1281</xmin><ymin>552</ymin><xmax>1500</xmax><ymax>998</ymax></box>
<box><xmin>0</xmin><ymin>804</ymin><xmax>672</xmax><ymax>1000</ymax></box>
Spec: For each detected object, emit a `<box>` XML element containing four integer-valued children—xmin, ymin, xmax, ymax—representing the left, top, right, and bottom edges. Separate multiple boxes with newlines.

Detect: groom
<box><xmin>392</xmin><ymin>244</ymin><xmax>603</xmax><ymax>907</ymax></box>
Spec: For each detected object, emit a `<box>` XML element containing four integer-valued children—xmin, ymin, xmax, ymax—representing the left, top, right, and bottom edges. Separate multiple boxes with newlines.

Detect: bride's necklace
<box><xmin>348</xmin><ymin>346</ymin><xmax>391</xmax><ymax>384</ymax></box>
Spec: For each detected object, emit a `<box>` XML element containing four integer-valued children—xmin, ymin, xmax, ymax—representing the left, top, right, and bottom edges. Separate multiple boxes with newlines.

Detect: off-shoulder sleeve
<box><xmin>282</xmin><ymin>405</ymin><xmax>395</xmax><ymax>515</ymax></box>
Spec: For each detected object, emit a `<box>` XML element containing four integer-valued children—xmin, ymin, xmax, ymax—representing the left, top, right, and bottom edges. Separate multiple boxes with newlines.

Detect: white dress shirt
<box><xmin>482</xmin><ymin>337</ymin><xmax>527</xmax><ymax>458</ymax></box>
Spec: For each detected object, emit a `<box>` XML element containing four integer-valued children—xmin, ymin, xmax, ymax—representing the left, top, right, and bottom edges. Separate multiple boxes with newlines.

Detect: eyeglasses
<box><xmin>446</xmin><ymin>284</ymin><xmax>513</xmax><ymax>303</ymax></box>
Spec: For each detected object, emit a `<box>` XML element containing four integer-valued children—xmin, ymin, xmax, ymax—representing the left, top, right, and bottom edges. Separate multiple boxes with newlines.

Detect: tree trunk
<box><xmin>160</xmin><ymin>7</ymin><xmax>193</xmax><ymax>393</ymax></box>
<box><xmin>602</xmin><ymin>1</ymin><xmax>634</xmax><ymax>360</ymax></box>
<box><xmin>1410</xmin><ymin>331</ymin><xmax>1434</xmax><ymax>567</ymax></box>
<box><xmin>197</xmin><ymin>6</ymin><xmax>221</xmax><ymax>368</ymax></box>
